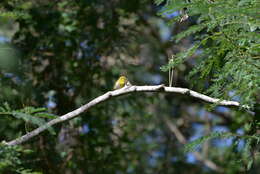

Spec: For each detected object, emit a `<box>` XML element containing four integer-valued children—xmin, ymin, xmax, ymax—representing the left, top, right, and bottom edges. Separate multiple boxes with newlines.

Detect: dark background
<box><xmin>0</xmin><ymin>0</ymin><xmax>259</xmax><ymax>173</ymax></box>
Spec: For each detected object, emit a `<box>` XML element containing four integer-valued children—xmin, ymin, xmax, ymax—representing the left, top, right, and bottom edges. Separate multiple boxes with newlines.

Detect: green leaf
<box><xmin>34</xmin><ymin>112</ymin><xmax>58</xmax><ymax>119</ymax></box>
<box><xmin>184</xmin><ymin>132</ymin><xmax>232</xmax><ymax>152</ymax></box>
<box><xmin>154</xmin><ymin>0</ymin><xmax>165</xmax><ymax>5</ymax></box>
<box><xmin>12</xmin><ymin>112</ymin><xmax>46</xmax><ymax>126</ymax></box>
<box><xmin>247</xmin><ymin>159</ymin><xmax>254</xmax><ymax>170</ymax></box>
<box><xmin>11</xmin><ymin>111</ymin><xmax>56</xmax><ymax>135</ymax></box>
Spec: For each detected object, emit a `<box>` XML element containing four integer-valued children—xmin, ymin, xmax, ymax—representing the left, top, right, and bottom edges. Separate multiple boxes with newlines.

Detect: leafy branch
<box><xmin>0</xmin><ymin>103</ymin><xmax>57</xmax><ymax>134</ymax></box>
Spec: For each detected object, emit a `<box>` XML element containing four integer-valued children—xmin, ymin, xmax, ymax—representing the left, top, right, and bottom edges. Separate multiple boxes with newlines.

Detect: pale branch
<box><xmin>164</xmin><ymin>117</ymin><xmax>224</xmax><ymax>172</ymax></box>
<box><xmin>5</xmin><ymin>85</ymin><xmax>251</xmax><ymax>146</ymax></box>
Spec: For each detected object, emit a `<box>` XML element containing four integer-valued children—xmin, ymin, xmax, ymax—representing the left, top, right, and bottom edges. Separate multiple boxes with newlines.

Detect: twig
<box><xmin>170</xmin><ymin>68</ymin><xmax>174</xmax><ymax>87</ymax></box>
<box><xmin>5</xmin><ymin>85</ymin><xmax>252</xmax><ymax>146</ymax></box>
<box><xmin>168</xmin><ymin>55</ymin><xmax>175</xmax><ymax>87</ymax></box>
<box><xmin>164</xmin><ymin>117</ymin><xmax>224</xmax><ymax>173</ymax></box>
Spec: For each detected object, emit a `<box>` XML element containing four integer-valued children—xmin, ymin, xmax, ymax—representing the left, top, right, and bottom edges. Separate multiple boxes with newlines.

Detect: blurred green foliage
<box><xmin>0</xmin><ymin>0</ymin><xmax>259</xmax><ymax>173</ymax></box>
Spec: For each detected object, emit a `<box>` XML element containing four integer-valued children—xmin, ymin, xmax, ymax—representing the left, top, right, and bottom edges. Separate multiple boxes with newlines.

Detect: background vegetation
<box><xmin>0</xmin><ymin>0</ymin><xmax>259</xmax><ymax>173</ymax></box>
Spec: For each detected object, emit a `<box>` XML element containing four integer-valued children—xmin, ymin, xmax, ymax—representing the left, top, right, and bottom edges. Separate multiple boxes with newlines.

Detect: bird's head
<box><xmin>119</xmin><ymin>76</ymin><xmax>127</xmax><ymax>82</ymax></box>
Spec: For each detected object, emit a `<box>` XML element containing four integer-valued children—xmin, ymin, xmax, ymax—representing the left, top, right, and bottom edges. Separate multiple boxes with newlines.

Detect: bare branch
<box><xmin>5</xmin><ymin>85</ymin><xmax>251</xmax><ymax>146</ymax></box>
<box><xmin>164</xmin><ymin>117</ymin><xmax>224</xmax><ymax>173</ymax></box>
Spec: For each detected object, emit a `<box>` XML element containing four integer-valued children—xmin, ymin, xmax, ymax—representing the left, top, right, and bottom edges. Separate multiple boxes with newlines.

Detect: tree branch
<box><xmin>5</xmin><ymin>85</ymin><xmax>251</xmax><ymax>146</ymax></box>
<box><xmin>163</xmin><ymin>117</ymin><xmax>224</xmax><ymax>173</ymax></box>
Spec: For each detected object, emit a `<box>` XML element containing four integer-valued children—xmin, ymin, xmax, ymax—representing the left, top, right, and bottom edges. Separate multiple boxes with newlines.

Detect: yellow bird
<box><xmin>113</xmin><ymin>76</ymin><xmax>131</xmax><ymax>90</ymax></box>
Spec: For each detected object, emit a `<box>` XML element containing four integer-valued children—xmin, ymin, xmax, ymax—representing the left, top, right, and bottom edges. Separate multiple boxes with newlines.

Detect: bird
<box><xmin>113</xmin><ymin>76</ymin><xmax>131</xmax><ymax>90</ymax></box>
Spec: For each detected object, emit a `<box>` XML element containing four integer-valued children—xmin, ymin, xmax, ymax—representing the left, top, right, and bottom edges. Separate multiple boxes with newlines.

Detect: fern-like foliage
<box><xmin>157</xmin><ymin>0</ymin><xmax>260</xmax><ymax>170</ymax></box>
<box><xmin>184</xmin><ymin>131</ymin><xmax>260</xmax><ymax>152</ymax></box>
<box><xmin>184</xmin><ymin>131</ymin><xmax>230</xmax><ymax>152</ymax></box>
<box><xmin>0</xmin><ymin>103</ymin><xmax>57</xmax><ymax>134</ymax></box>
<box><xmin>0</xmin><ymin>143</ymin><xmax>41</xmax><ymax>173</ymax></box>
<box><xmin>158</xmin><ymin>0</ymin><xmax>260</xmax><ymax>108</ymax></box>
<box><xmin>184</xmin><ymin>131</ymin><xmax>260</xmax><ymax>170</ymax></box>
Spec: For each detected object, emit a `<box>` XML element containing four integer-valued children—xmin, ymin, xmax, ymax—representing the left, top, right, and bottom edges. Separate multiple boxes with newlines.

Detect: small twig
<box><xmin>170</xmin><ymin>67</ymin><xmax>174</xmax><ymax>87</ymax></box>
<box><xmin>168</xmin><ymin>54</ymin><xmax>171</xmax><ymax>87</ymax></box>
<box><xmin>5</xmin><ymin>85</ymin><xmax>252</xmax><ymax>146</ymax></box>
<box><xmin>168</xmin><ymin>68</ymin><xmax>171</xmax><ymax>87</ymax></box>
<box><xmin>168</xmin><ymin>55</ymin><xmax>175</xmax><ymax>87</ymax></box>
